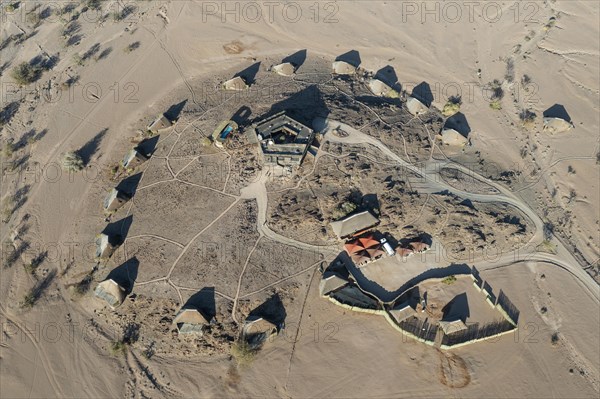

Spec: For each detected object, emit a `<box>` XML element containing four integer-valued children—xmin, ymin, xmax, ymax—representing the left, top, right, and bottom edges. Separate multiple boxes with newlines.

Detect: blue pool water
<box><xmin>220</xmin><ymin>125</ymin><xmax>233</xmax><ymax>140</ymax></box>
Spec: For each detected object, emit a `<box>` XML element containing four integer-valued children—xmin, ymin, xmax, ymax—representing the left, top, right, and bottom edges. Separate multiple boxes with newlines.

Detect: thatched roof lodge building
<box><xmin>329</xmin><ymin>210</ymin><xmax>380</xmax><ymax>239</ymax></box>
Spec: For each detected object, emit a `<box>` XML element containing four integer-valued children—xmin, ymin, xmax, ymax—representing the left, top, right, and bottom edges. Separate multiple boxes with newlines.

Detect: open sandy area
<box><xmin>1</xmin><ymin>1</ymin><xmax>598</xmax><ymax>398</ymax></box>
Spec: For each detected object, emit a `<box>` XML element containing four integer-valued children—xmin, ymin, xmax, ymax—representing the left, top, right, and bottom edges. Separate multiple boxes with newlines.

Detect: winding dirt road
<box><xmin>314</xmin><ymin>117</ymin><xmax>599</xmax><ymax>303</ymax></box>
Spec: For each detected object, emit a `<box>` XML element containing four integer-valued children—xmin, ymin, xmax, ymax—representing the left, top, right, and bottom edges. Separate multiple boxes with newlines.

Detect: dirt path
<box><xmin>314</xmin><ymin>117</ymin><xmax>599</xmax><ymax>303</ymax></box>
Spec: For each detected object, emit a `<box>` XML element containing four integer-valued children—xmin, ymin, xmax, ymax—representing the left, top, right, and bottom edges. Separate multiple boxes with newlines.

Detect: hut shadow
<box><xmin>164</xmin><ymin>99</ymin><xmax>187</xmax><ymax>121</ymax></box>
<box><xmin>183</xmin><ymin>287</ymin><xmax>216</xmax><ymax>321</ymax></box>
<box><xmin>282</xmin><ymin>49</ymin><xmax>307</xmax><ymax>68</ymax></box>
<box><xmin>106</xmin><ymin>257</ymin><xmax>139</xmax><ymax>294</ymax></box>
<box><xmin>361</xmin><ymin>193</ymin><xmax>380</xmax><ymax>216</ymax></box>
<box><xmin>543</xmin><ymin>104</ymin><xmax>571</xmax><ymax>122</ymax></box>
<box><xmin>411</xmin><ymin>82</ymin><xmax>434</xmax><ymax>107</ymax></box>
<box><xmin>418</xmin><ymin>233</ymin><xmax>433</xmax><ymax>247</ymax></box>
<box><xmin>387</xmin><ymin>263</ymin><xmax>472</xmax><ymax>303</ymax></box>
<box><xmin>374</xmin><ymin>65</ymin><xmax>401</xmax><ymax>92</ymax></box>
<box><xmin>442</xmin><ymin>292</ymin><xmax>470</xmax><ymax>322</ymax></box>
<box><xmin>260</xmin><ymin>85</ymin><xmax>330</xmax><ymax>128</ymax></box>
<box><xmin>116</xmin><ymin>172</ymin><xmax>143</xmax><ymax>197</ymax></box>
<box><xmin>444</xmin><ymin>112</ymin><xmax>471</xmax><ymax>136</ymax></box>
<box><xmin>102</xmin><ymin>215</ymin><xmax>133</xmax><ymax>245</ymax></box>
<box><xmin>136</xmin><ymin>135</ymin><xmax>160</xmax><ymax>157</ymax></box>
<box><xmin>483</xmin><ymin>281</ymin><xmax>497</xmax><ymax>303</ymax></box>
<box><xmin>335</xmin><ymin>50</ymin><xmax>361</xmax><ymax>67</ymax></box>
<box><xmin>249</xmin><ymin>293</ymin><xmax>286</xmax><ymax>326</ymax></box>
<box><xmin>231</xmin><ymin>106</ymin><xmax>252</xmax><ymax>126</ymax></box>
<box><xmin>234</xmin><ymin>62</ymin><xmax>261</xmax><ymax>85</ymax></box>
<box><xmin>78</xmin><ymin>128</ymin><xmax>108</xmax><ymax>165</ymax></box>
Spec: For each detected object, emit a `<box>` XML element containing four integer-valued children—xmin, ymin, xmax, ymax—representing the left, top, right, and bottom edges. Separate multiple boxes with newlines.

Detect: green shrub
<box><xmin>21</xmin><ymin>292</ymin><xmax>35</xmax><ymax>308</ymax></box>
<box><xmin>519</xmin><ymin>109</ymin><xmax>537</xmax><ymax>126</ymax></box>
<box><xmin>123</xmin><ymin>41</ymin><xmax>141</xmax><ymax>53</ymax></box>
<box><xmin>62</xmin><ymin>151</ymin><xmax>84</xmax><ymax>171</ymax></box>
<box><xmin>442</xmin><ymin>101</ymin><xmax>460</xmax><ymax>117</ymax></box>
<box><xmin>110</xmin><ymin>340</ymin><xmax>127</xmax><ymax>356</ymax></box>
<box><xmin>11</xmin><ymin>62</ymin><xmax>42</xmax><ymax>86</ymax></box>
<box><xmin>489</xmin><ymin>100</ymin><xmax>502</xmax><ymax>110</ymax></box>
<box><xmin>442</xmin><ymin>275</ymin><xmax>457</xmax><ymax>285</ymax></box>
<box><xmin>230</xmin><ymin>340</ymin><xmax>257</xmax><ymax>366</ymax></box>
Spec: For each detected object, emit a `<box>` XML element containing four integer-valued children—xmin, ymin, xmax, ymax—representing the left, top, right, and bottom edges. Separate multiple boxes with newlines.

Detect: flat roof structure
<box><xmin>329</xmin><ymin>210</ymin><xmax>380</xmax><ymax>239</ymax></box>
<box><xmin>389</xmin><ymin>301</ymin><xmax>417</xmax><ymax>323</ymax></box>
<box><xmin>319</xmin><ymin>273</ymin><xmax>349</xmax><ymax>296</ymax></box>
<box><xmin>438</xmin><ymin>319</ymin><xmax>468</xmax><ymax>335</ymax></box>
<box><xmin>254</xmin><ymin>112</ymin><xmax>316</xmax><ymax>166</ymax></box>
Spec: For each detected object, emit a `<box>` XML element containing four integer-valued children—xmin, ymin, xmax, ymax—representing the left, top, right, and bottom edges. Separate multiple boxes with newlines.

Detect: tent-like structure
<box><xmin>397</xmin><ymin>247</ymin><xmax>414</xmax><ymax>258</ymax></box>
<box><xmin>173</xmin><ymin>308</ymin><xmax>211</xmax><ymax>335</ymax></box>
<box><xmin>368</xmin><ymin>78</ymin><xmax>397</xmax><ymax>97</ymax></box>
<box><xmin>344</xmin><ymin>235</ymin><xmax>385</xmax><ymax>266</ymax></box>
<box><xmin>330</xmin><ymin>210</ymin><xmax>380</xmax><ymax>239</ymax></box>
<box><xmin>406</xmin><ymin>96</ymin><xmax>429</xmax><ymax>116</ymax></box>
<box><xmin>441</xmin><ymin>128</ymin><xmax>469</xmax><ymax>146</ymax></box>
<box><xmin>103</xmin><ymin>188</ymin><xmax>130</xmax><ymax>212</ymax></box>
<box><xmin>332</xmin><ymin>60</ymin><xmax>357</xmax><ymax>75</ymax></box>
<box><xmin>94</xmin><ymin>279</ymin><xmax>126</xmax><ymax>308</ymax></box>
<box><xmin>389</xmin><ymin>302</ymin><xmax>417</xmax><ymax>324</ymax></box>
<box><xmin>439</xmin><ymin>319</ymin><xmax>468</xmax><ymax>335</ymax></box>
<box><xmin>223</xmin><ymin>76</ymin><xmax>248</xmax><ymax>91</ymax></box>
<box><xmin>122</xmin><ymin>149</ymin><xmax>149</xmax><ymax>169</ymax></box>
<box><xmin>147</xmin><ymin>114</ymin><xmax>173</xmax><ymax>133</ymax></box>
<box><xmin>272</xmin><ymin>62</ymin><xmax>296</xmax><ymax>77</ymax></box>
<box><xmin>543</xmin><ymin>117</ymin><xmax>573</xmax><ymax>133</ymax></box>
<box><xmin>96</xmin><ymin>233</ymin><xmax>116</xmax><ymax>258</ymax></box>
<box><xmin>243</xmin><ymin>315</ymin><xmax>278</xmax><ymax>338</ymax></box>
<box><xmin>409</xmin><ymin>241</ymin><xmax>430</xmax><ymax>253</ymax></box>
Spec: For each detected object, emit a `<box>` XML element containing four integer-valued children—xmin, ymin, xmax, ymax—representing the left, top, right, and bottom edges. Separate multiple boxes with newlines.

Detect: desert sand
<box><xmin>1</xmin><ymin>1</ymin><xmax>598</xmax><ymax>398</ymax></box>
